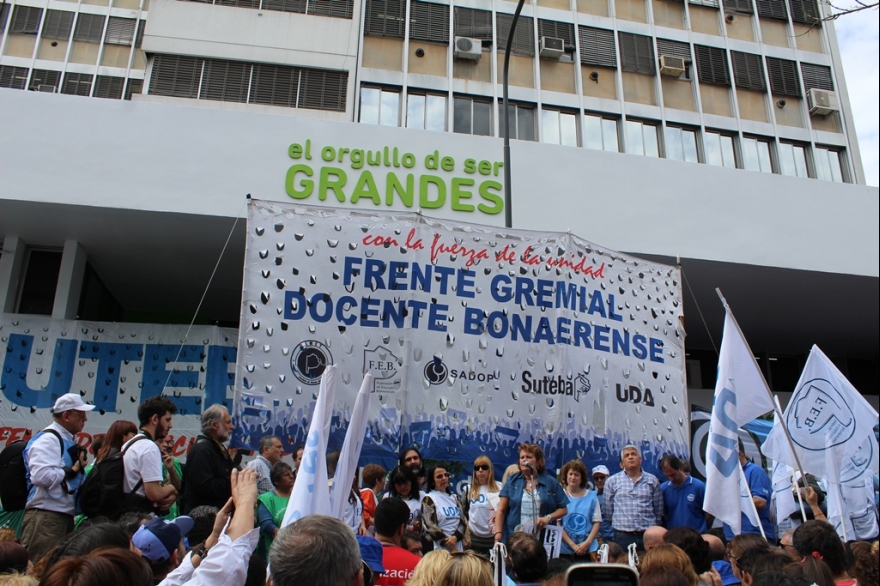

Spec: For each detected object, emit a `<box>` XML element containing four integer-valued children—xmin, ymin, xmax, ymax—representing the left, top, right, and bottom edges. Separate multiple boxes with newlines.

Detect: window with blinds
<box><xmin>695</xmin><ymin>45</ymin><xmax>729</xmax><ymax>86</ymax></box>
<box><xmin>656</xmin><ymin>38</ymin><xmax>691</xmax><ymax>77</ymax></box>
<box><xmin>766</xmin><ymin>57</ymin><xmax>801</xmax><ymax>96</ymax></box>
<box><xmin>201</xmin><ymin>59</ymin><xmax>251</xmax><ymax>103</ymax></box>
<box><xmin>10</xmin><ymin>6</ymin><xmax>42</xmax><ymax>34</ymax></box>
<box><xmin>299</xmin><ymin>68</ymin><xmax>347</xmax><ymax>111</ymax></box>
<box><xmin>538</xmin><ymin>19</ymin><xmax>575</xmax><ymax>47</ymax></box>
<box><xmin>42</xmin><ymin>10</ymin><xmax>74</xmax><ymax>40</ymax></box>
<box><xmin>216</xmin><ymin>0</ymin><xmax>259</xmax><ymax>8</ymax></box>
<box><xmin>94</xmin><ymin>75</ymin><xmax>125</xmax><ymax>99</ymax></box>
<box><xmin>251</xmin><ymin>64</ymin><xmax>299</xmax><ymax>107</ymax></box>
<box><xmin>756</xmin><ymin>0</ymin><xmax>787</xmax><ymax>19</ymax></box>
<box><xmin>105</xmin><ymin>17</ymin><xmax>136</xmax><ymax>45</ymax></box>
<box><xmin>125</xmin><ymin>78</ymin><xmax>143</xmax><ymax>100</ymax></box>
<box><xmin>724</xmin><ymin>0</ymin><xmax>753</xmax><ymax>14</ymax></box>
<box><xmin>497</xmin><ymin>13</ymin><xmax>535</xmax><ymax>57</ymax></box>
<box><xmin>619</xmin><ymin>32</ymin><xmax>655</xmax><ymax>75</ymax></box>
<box><xmin>29</xmin><ymin>69</ymin><xmax>61</xmax><ymax>91</ymax></box>
<box><xmin>0</xmin><ymin>66</ymin><xmax>29</xmax><ymax>90</ymax></box>
<box><xmin>262</xmin><ymin>0</ymin><xmax>307</xmax><ymax>13</ymax></box>
<box><xmin>365</xmin><ymin>0</ymin><xmax>406</xmax><ymax>38</ymax></box>
<box><xmin>410</xmin><ymin>1</ymin><xmax>449</xmax><ymax>43</ymax></box>
<box><xmin>579</xmin><ymin>26</ymin><xmax>616</xmax><ymax>68</ymax></box>
<box><xmin>788</xmin><ymin>0</ymin><xmax>820</xmax><ymax>24</ymax></box>
<box><xmin>800</xmin><ymin>63</ymin><xmax>833</xmax><ymax>91</ymax></box>
<box><xmin>731</xmin><ymin>51</ymin><xmax>765</xmax><ymax>91</ymax></box>
<box><xmin>0</xmin><ymin>4</ymin><xmax>9</xmax><ymax>30</ymax></box>
<box><xmin>135</xmin><ymin>20</ymin><xmax>146</xmax><ymax>48</ymax></box>
<box><xmin>62</xmin><ymin>72</ymin><xmax>93</xmax><ymax>96</ymax></box>
<box><xmin>454</xmin><ymin>7</ymin><xmax>492</xmax><ymax>40</ymax></box>
<box><xmin>309</xmin><ymin>0</ymin><xmax>354</xmax><ymax>19</ymax></box>
<box><xmin>689</xmin><ymin>0</ymin><xmax>719</xmax><ymax>7</ymax></box>
<box><xmin>150</xmin><ymin>54</ymin><xmax>204</xmax><ymax>99</ymax></box>
<box><xmin>74</xmin><ymin>14</ymin><xmax>106</xmax><ymax>43</ymax></box>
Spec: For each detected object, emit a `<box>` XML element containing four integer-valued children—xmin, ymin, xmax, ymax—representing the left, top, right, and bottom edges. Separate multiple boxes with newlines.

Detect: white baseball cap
<box><xmin>51</xmin><ymin>393</ymin><xmax>96</xmax><ymax>414</ymax></box>
<box><xmin>592</xmin><ymin>465</ymin><xmax>610</xmax><ymax>477</ymax></box>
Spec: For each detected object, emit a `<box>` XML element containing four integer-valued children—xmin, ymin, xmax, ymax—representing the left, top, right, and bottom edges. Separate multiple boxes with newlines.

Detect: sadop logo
<box><xmin>424</xmin><ymin>356</ymin><xmax>448</xmax><ymax>385</ymax></box>
<box><xmin>787</xmin><ymin>378</ymin><xmax>855</xmax><ymax>450</ymax></box>
<box><xmin>563</xmin><ymin>513</ymin><xmax>588</xmax><ymax>541</ymax></box>
<box><xmin>290</xmin><ymin>340</ymin><xmax>332</xmax><ymax>385</ymax></box>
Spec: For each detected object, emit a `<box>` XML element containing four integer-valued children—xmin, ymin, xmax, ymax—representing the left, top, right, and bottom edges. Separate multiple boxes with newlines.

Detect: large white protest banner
<box><xmin>232</xmin><ymin>201</ymin><xmax>688</xmax><ymax>471</ymax></box>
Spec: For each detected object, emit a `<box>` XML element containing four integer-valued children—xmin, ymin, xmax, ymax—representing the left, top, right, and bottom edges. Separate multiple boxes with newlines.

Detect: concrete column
<box><xmin>52</xmin><ymin>240</ymin><xmax>88</xmax><ymax>320</ymax></box>
<box><xmin>0</xmin><ymin>236</ymin><xmax>26</xmax><ymax>314</ymax></box>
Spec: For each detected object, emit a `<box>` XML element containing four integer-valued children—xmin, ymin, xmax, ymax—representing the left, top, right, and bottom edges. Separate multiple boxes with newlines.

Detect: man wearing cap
<box><xmin>21</xmin><ymin>393</ymin><xmax>94</xmax><ymax>561</ymax></box>
<box><xmin>372</xmin><ymin>498</ymin><xmax>421</xmax><ymax>586</ymax></box>
<box><xmin>591</xmin><ymin>465</ymin><xmax>614</xmax><ymax>542</ymax></box>
<box><xmin>132</xmin><ymin>515</ymin><xmax>194</xmax><ymax>583</ymax></box>
<box><xmin>602</xmin><ymin>445</ymin><xmax>663</xmax><ymax>551</ymax></box>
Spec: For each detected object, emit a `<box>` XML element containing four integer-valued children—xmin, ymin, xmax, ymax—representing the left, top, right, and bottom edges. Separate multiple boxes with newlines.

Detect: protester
<box><xmin>848</xmin><ymin>541</ymin><xmax>879</xmax><ymax>586</ymax></box>
<box><xmin>267</xmin><ymin>515</ymin><xmax>362</xmax><ymax>586</ymax></box>
<box><xmin>291</xmin><ymin>445</ymin><xmax>304</xmax><ymax>475</ymax></box>
<box><xmin>40</xmin><ymin>523</ymin><xmax>132</xmax><ymax>577</ymax></box>
<box><xmin>401</xmin><ymin>531</ymin><xmax>423</xmax><ymax>557</ymax></box>
<box><xmin>660</xmin><ymin>455</ymin><xmax>710</xmax><ymax>533</ymax></box>
<box><xmin>640</xmin><ymin>566</ymin><xmax>693</xmax><ymax>586</ymax></box>
<box><xmin>373</xmin><ymin>498</ymin><xmax>421</xmax><ymax>586</ymax></box>
<box><xmin>21</xmin><ymin>394</ymin><xmax>93</xmax><ymax>562</ymax></box>
<box><xmin>727</xmin><ymin>533</ymin><xmax>770</xmax><ymax>584</ymax></box>
<box><xmin>0</xmin><ymin>542</ymin><xmax>30</xmax><ymax>575</ymax></box>
<box><xmin>421</xmin><ymin>466</ymin><xmax>467</xmax><ymax>552</ymax></box>
<box><xmin>256</xmin><ymin>461</ymin><xmax>293</xmax><ymax>558</ymax></box>
<box><xmin>182</xmin><ymin>405</ymin><xmax>236</xmax><ymax>513</ymax></box>
<box><xmin>131</xmin><ymin>516</ymin><xmax>194</xmax><ymax>582</ymax></box>
<box><xmin>399</xmin><ymin>448</ymin><xmax>426</xmax><ymax>490</ymax></box>
<box><xmin>495</xmin><ymin>443</ymin><xmax>568</xmax><ymax>544</ymax></box>
<box><xmin>641</xmin><ymin>543</ymin><xmax>700</xmax><ymax>586</ymax></box>
<box><xmin>116</xmin><ymin>511</ymin><xmax>152</xmax><ymax>538</ymax></box>
<box><xmin>591</xmin><ymin>465</ymin><xmax>615</xmax><ymax>542</ymax></box>
<box><xmin>186</xmin><ymin>506</ymin><xmax>219</xmax><ymax>547</ymax></box>
<box><xmin>644</xmin><ymin>526</ymin><xmax>667</xmax><ymax>550</ymax></box>
<box><xmin>792</xmin><ymin>520</ymin><xmax>852</xmax><ymax>584</ymax></box>
<box><xmin>404</xmin><ymin>549</ymin><xmax>451</xmax><ymax>586</ymax></box>
<box><xmin>38</xmin><ymin>549</ymin><xmax>152</xmax><ymax>586</ymax></box>
<box><xmin>602</xmin><ymin>444</ymin><xmax>663</xmax><ymax>550</ymax></box>
<box><xmin>245</xmin><ymin>435</ymin><xmax>283</xmax><ymax>496</ymax></box>
<box><xmin>506</xmin><ymin>531</ymin><xmax>548</xmax><ymax>585</ymax></box>
<box><xmin>559</xmin><ymin>459</ymin><xmax>601</xmax><ymax>560</ymax></box>
<box><xmin>94</xmin><ymin>421</ymin><xmax>138</xmax><ymax>464</ymax></box>
<box><xmin>778</xmin><ymin>529</ymin><xmax>797</xmax><ymax>559</ymax></box>
<box><xmin>665</xmin><ymin>527</ymin><xmax>712</xmax><ymax>574</ymax></box>
<box><xmin>357</xmin><ymin>535</ymin><xmax>385</xmax><ymax>586</ymax></box>
<box><xmin>463</xmin><ymin>456</ymin><xmax>501</xmax><ymax>556</ymax></box>
<box><xmin>158</xmin><ymin>434</ymin><xmax>183</xmax><ymax>520</ymax></box>
<box><xmin>122</xmin><ymin>396</ymin><xmax>178</xmax><ymax>516</ymax></box>
<box><xmin>0</xmin><ymin>573</ymin><xmax>37</xmax><ymax>586</ymax></box>
<box><xmin>722</xmin><ymin>441</ymin><xmax>774</xmax><ymax>543</ymax></box>
<box><xmin>361</xmin><ymin>464</ymin><xmax>387</xmax><ymax>536</ymax></box>
<box><xmin>434</xmin><ymin>550</ymin><xmax>493</xmax><ymax>586</ymax></box>
<box><xmin>384</xmin><ymin>467</ymin><xmax>424</xmax><ymax>533</ymax></box>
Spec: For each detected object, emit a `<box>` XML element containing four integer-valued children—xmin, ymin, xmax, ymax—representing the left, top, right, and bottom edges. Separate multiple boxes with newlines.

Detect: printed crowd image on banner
<box><xmin>233</xmin><ymin>201</ymin><xmax>689</xmax><ymax>472</ymax></box>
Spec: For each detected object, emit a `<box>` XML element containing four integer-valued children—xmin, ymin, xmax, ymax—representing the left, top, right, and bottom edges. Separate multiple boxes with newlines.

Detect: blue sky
<box><xmin>835</xmin><ymin>8</ymin><xmax>879</xmax><ymax>186</ymax></box>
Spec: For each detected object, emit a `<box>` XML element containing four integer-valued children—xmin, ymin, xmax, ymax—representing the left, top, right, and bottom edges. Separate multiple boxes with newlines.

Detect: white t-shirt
<box><xmin>428</xmin><ymin>490</ymin><xmax>464</xmax><ymax>552</ymax></box>
<box><xmin>468</xmin><ymin>485</ymin><xmax>501</xmax><ymax>537</ymax></box>
<box><xmin>122</xmin><ymin>434</ymin><xmax>164</xmax><ymax>497</ymax></box>
<box><xmin>343</xmin><ymin>491</ymin><xmax>365</xmax><ymax>533</ymax></box>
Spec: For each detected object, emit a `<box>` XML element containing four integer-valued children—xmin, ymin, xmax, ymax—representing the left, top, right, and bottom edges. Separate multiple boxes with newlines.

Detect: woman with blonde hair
<box><xmin>464</xmin><ymin>456</ymin><xmax>500</xmax><ymax>556</ymax></box>
<box><xmin>405</xmin><ymin>549</ymin><xmax>451</xmax><ymax>586</ymax></box>
<box><xmin>434</xmin><ymin>551</ymin><xmax>493</xmax><ymax>586</ymax></box>
<box><xmin>641</xmin><ymin>544</ymin><xmax>700</xmax><ymax>586</ymax></box>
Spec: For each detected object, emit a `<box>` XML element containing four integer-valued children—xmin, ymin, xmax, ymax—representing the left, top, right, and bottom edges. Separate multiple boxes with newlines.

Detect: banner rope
<box><xmin>678</xmin><ymin>259</ymin><xmax>718</xmax><ymax>355</ymax></box>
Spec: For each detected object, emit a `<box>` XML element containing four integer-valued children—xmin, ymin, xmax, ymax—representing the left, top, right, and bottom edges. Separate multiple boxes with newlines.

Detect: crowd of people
<box><xmin>0</xmin><ymin>393</ymin><xmax>877</xmax><ymax>586</ymax></box>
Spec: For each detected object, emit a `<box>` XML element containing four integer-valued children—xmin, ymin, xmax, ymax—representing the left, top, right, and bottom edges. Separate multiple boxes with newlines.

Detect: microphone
<box><xmin>524</xmin><ymin>462</ymin><xmax>537</xmax><ymax>474</ymax></box>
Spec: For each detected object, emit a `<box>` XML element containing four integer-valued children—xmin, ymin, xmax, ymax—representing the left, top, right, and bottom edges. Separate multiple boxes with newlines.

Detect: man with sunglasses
<box><xmin>373</xmin><ymin>499</ymin><xmax>421</xmax><ymax>586</ymax></box>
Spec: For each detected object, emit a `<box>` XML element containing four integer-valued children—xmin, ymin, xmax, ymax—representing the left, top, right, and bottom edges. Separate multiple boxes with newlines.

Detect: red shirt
<box><xmin>375</xmin><ymin>544</ymin><xmax>421</xmax><ymax>586</ymax></box>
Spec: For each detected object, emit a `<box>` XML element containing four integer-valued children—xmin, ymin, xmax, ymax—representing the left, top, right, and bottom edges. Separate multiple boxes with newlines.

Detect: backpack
<box><xmin>0</xmin><ymin>429</ymin><xmax>64</xmax><ymax>512</ymax></box>
<box><xmin>77</xmin><ymin>434</ymin><xmax>149</xmax><ymax>520</ymax></box>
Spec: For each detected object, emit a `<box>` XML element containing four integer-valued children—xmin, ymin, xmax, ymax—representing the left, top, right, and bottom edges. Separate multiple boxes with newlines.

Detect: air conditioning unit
<box><xmin>36</xmin><ymin>84</ymin><xmax>57</xmax><ymax>93</ymax></box>
<box><xmin>659</xmin><ymin>54</ymin><xmax>686</xmax><ymax>77</ymax></box>
<box><xmin>453</xmin><ymin>36</ymin><xmax>482</xmax><ymax>61</ymax></box>
<box><xmin>807</xmin><ymin>87</ymin><xmax>839</xmax><ymax>116</ymax></box>
<box><xmin>539</xmin><ymin>36</ymin><xmax>565</xmax><ymax>59</ymax></box>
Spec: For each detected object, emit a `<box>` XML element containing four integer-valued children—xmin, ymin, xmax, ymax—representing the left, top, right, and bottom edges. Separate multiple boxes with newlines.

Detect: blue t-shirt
<box><xmin>723</xmin><ymin>461</ymin><xmax>774</xmax><ymax>541</ymax></box>
<box><xmin>560</xmin><ymin>490</ymin><xmax>601</xmax><ymax>555</ymax></box>
<box><xmin>661</xmin><ymin>475</ymin><xmax>707</xmax><ymax>533</ymax></box>
<box><xmin>595</xmin><ymin>492</ymin><xmax>614</xmax><ymax>540</ymax></box>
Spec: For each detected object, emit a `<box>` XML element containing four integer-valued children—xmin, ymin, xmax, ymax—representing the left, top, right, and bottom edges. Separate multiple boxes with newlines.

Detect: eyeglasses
<box><xmin>360</xmin><ymin>560</ymin><xmax>374</xmax><ymax>586</ymax></box>
<box><xmin>474</xmin><ymin>464</ymin><xmax>490</xmax><ymax>471</ymax></box>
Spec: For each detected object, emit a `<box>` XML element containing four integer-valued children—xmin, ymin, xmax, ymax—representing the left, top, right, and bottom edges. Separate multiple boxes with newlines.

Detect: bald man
<box><xmin>643</xmin><ymin>526</ymin><xmax>667</xmax><ymax>550</ymax></box>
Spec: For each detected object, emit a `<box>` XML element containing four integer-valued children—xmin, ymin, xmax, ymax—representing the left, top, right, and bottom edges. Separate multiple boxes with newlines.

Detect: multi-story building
<box><xmin>0</xmin><ymin>0</ymin><xmax>877</xmax><ymax>418</ymax></box>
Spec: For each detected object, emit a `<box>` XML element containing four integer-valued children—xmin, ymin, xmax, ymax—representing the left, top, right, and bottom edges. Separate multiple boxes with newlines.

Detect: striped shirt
<box><xmin>602</xmin><ymin>469</ymin><xmax>663</xmax><ymax>532</ymax></box>
<box><xmin>246</xmin><ymin>455</ymin><xmax>274</xmax><ymax>495</ymax></box>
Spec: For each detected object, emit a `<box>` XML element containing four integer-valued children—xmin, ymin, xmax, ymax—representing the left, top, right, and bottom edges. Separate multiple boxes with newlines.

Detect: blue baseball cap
<box><xmin>133</xmin><ymin>516</ymin><xmax>194</xmax><ymax>563</ymax></box>
<box><xmin>357</xmin><ymin>535</ymin><xmax>386</xmax><ymax>574</ymax></box>
<box><xmin>712</xmin><ymin>560</ymin><xmax>739</xmax><ymax>586</ymax></box>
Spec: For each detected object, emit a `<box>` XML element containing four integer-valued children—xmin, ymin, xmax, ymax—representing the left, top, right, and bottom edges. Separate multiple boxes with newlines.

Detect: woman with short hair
<box><xmin>559</xmin><ymin>459</ymin><xmax>601</xmax><ymax>560</ymax></box>
<box><xmin>256</xmin><ymin>461</ymin><xmax>294</xmax><ymax>559</ymax></box>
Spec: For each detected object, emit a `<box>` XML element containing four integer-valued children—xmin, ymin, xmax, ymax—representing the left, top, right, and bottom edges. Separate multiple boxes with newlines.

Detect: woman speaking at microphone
<box><xmin>494</xmin><ymin>443</ymin><xmax>569</xmax><ymax>545</ymax></box>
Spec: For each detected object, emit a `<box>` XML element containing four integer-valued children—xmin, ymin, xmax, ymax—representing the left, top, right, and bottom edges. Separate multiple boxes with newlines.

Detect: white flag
<box><xmin>762</xmin><ymin>345</ymin><xmax>878</xmax><ymax>484</ymax></box>
<box><xmin>281</xmin><ymin>365</ymin><xmax>337</xmax><ymax>528</ymax></box>
<box><xmin>704</xmin><ymin>309</ymin><xmax>775</xmax><ymax>534</ymax></box>
<box><xmin>329</xmin><ymin>373</ymin><xmax>373</xmax><ymax>520</ymax></box>
<box><xmin>826</xmin><ymin>477</ymin><xmax>879</xmax><ymax>542</ymax></box>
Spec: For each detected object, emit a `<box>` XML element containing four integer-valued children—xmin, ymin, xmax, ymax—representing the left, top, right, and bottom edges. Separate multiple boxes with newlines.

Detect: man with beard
<box><xmin>182</xmin><ymin>405</ymin><xmax>237</xmax><ymax>513</ymax></box>
<box><xmin>399</xmin><ymin>447</ymin><xmax>426</xmax><ymax>491</ymax></box>
<box><xmin>123</xmin><ymin>395</ymin><xmax>179</xmax><ymax>515</ymax></box>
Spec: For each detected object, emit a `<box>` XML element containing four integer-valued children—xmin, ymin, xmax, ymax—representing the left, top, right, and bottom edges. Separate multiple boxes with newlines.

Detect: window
<box><xmin>665</xmin><ymin>126</ymin><xmax>699</xmax><ymax>162</ymax></box>
<box><xmin>656</xmin><ymin>39</ymin><xmax>691</xmax><ymax>79</ymax></box>
<box><xmin>731</xmin><ymin>51</ymin><xmax>766</xmax><ymax>91</ymax></box>
<box><xmin>308</xmin><ymin>0</ymin><xmax>354</xmax><ymax>19</ymax></box>
<box><xmin>0</xmin><ymin>4</ymin><xmax>9</xmax><ymax>30</ymax></box>
<box><xmin>501</xmin><ymin>102</ymin><xmax>536</xmax><ymax>141</ymax></box>
<box><xmin>150</xmin><ymin>54</ymin><xmax>204</xmax><ymax>99</ymax></box>
<box><xmin>542</xmin><ymin>109</ymin><xmax>578</xmax><ymax>147</ymax></box>
<box><xmin>61</xmin><ymin>72</ymin><xmax>93</xmax><ymax>96</ymax></box>
<box><xmin>741</xmin><ymin>135</ymin><xmax>773</xmax><ymax>172</ymax></box>
<box><xmin>201</xmin><ymin>59</ymin><xmax>251</xmax><ymax>103</ymax></box>
<box><xmin>262</xmin><ymin>0</ymin><xmax>306</xmax><ymax>13</ymax></box>
<box><xmin>251</xmin><ymin>63</ymin><xmax>299</xmax><ymax>107</ymax></box>
<box><xmin>778</xmin><ymin>142</ymin><xmax>809</xmax><ymax>178</ymax></box>
<box><xmin>619</xmin><ymin>33</ymin><xmax>655</xmax><ymax>75</ymax></box>
<box><xmin>135</xmin><ymin>19</ymin><xmax>146</xmax><ymax>48</ymax></box>
<box><xmin>583</xmin><ymin>113</ymin><xmax>619</xmax><ymax>152</ymax></box>
<box><xmin>579</xmin><ymin>26</ymin><xmax>616</xmax><ymax>68</ymax></box>
<box><xmin>16</xmin><ymin>249</ymin><xmax>62</xmax><ymax>316</ymax></box>
<box><xmin>29</xmin><ymin>69</ymin><xmax>61</xmax><ymax>91</ymax></box>
<box><xmin>360</xmin><ymin>87</ymin><xmax>400</xmax><ymax>126</ymax></box>
<box><xmin>42</xmin><ymin>10</ymin><xmax>74</xmax><ymax>40</ymax></box>
<box><xmin>538</xmin><ymin>19</ymin><xmax>575</xmax><ymax>61</ymax></box>
<box><xmin>406</xmin><ymin>92</ymin><xmax>446</xmax><ymax>131</ymax></box>
<box><xmin>800</xmin><ymin>63</ymin><xmax>833</xmax><ymax>91</ymax></box>
<box><xmin>704</xmin><ymin>130</ymin><xmax>736</xmax><ymax>168</ymax></box>
<box><xmin>766</xmin><ymin>57</ymin><xmax>801</xmax><ymax>97</ymax></box>
<box><xmin>0</xmin><ymin>66</ymin><xmax>29</xmax><ymax>90</ymax></box>
<box><xmin>105</xmin><ymin>17</ymin><xmax>136</xmax><ymax>45</ymax></box>
<box><xmin>788</xmin><ymin>0</ymin><xmax>820</xmax><ymax>24</ymax></box>
<box><xmin>725</xmin><ymin>0</ymin><xmax>753</xmax><ymax>14</ymax></box>
<box><xmin>125</xmin><ymin>78</ymin><xmax>143</xmax><ymax>100</ymax></box>
<box><xmin>10</xmin><ymin>6</ymin><xmax>42</xmax><ymax>34</ymax></box>
<box><xmin>364</xmin><ymin>0</ymin><xmax>405</xmax><ymax>38</ymax></box>
<box><xmin>756</xmin><ymin>0</ymin><xmax>787</xmax><ymax>19</ymax></box>
<box><xmin>814</xmin><ymin>146</ymin><xmax>844</xmax><ymax>182</ymax></box>
<box><xmin>410</xmin><ymin>1</ymin><xmax>449</xmax><ymax>43</ymax></box>
<box><xmin>695</xmin><ymin>45</ymin><xmax>730</xmax><ymax>86</ymax></box>
<box><xmin>625</xmin><ymin>119</ymin><xmax>660</xmax><ymax>157</ymax></box>
<box><xmin>497</xmin><ymin>13</ymin><xmax>535</xmax><ymax>57</ymax></box>
<box><xmin>689</xmin><ymin>0</ymin><xmax>719</xmax><ymax>7</ymax></box>
<box><xmin>299</xmin><ymin>68</ymin><xmax>347</xmax><ymax>112</ymax></box>
<box><xmin>454</xmin><ymin>6</ymin><xmax>492</xmax><ymax>40</ymax></box>
<box><xmin>73</xmin><ymin>13</ymin><xmax>106</xmax><ymax>43</ymax></box>
<box><xmin>94</xmin><ymin>75</ymin><xmax>125</xmax><ymax>99</ymax></box>
<box><xmin>453</xmin><ymin>96</ymin><xmax>492</xmax><ymax>136</ymax></box>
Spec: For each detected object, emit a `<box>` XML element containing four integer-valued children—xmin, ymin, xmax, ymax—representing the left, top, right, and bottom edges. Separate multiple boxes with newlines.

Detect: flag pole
<box><xmin>830</xmin><ymin>482</ymin><xmax>850</xmax><ymax>542</ymax></box>
<box><xmin>775</xmin><ymin>395</ymin><xmax>808</xmax><ymax>523</ymax></box>
<box><xmin>715</xmin><ymin>289</ymin><xmax>811</xmax><ymax>500</ymax></box>
<box><xmin>739</xmin><ymin>462</ymin><xmax>767</xmax><ymax>540</ymax></box>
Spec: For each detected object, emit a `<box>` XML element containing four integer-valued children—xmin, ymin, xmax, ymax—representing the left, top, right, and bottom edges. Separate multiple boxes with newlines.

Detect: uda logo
<box><xmin>364</xmin><ymin>346</ymin><xmax>403</xmax><ymax>393</ymax></box>
<box><xmin>788</xmin><ymin>378</ymin><xmax>854</xmax><ymax>450</ymax></box>
<box><xmin>290</xmin><ymin>340</ymin><xmax>332</xmax><ymax>385</ymax></box>
<box><xmin>687</xmin><ymin>494</ymin><xmax>695</xmax><ymax>502</ymax></box>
